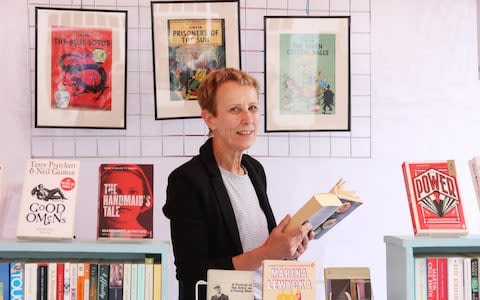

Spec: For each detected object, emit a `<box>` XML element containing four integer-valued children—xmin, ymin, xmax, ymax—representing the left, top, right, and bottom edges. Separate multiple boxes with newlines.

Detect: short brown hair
<box><xmin>197</xmin><ymin>68</ymin><xmax>259</xmax><ymax>116</ymax></box>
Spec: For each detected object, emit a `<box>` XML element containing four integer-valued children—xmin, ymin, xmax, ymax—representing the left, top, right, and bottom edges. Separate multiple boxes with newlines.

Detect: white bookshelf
<box><xmin>0</xmin><ymin>239</ymin><xmax>171</xmax><ymax>299</ymax></box>
<box><xmin>384</xmin><ymin>235</ymin><xmax>480</xmax><ymax>300</ymax></box>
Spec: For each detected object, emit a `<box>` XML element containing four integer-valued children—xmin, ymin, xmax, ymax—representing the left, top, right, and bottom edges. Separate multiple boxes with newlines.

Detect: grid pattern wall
<box><xmin>27</xmin><ymin>0</ymin><xmax>372</xmax><ymax>158</ymax></box>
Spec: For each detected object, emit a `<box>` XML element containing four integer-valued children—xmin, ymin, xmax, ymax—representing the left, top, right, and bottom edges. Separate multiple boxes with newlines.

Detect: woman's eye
<box><xmin>230</xmin><ymin>107</ymin><xmax>239</xmax><ymax>112</ymax></box>
<box><xmin>249</xmin><ymin>105</ymin><xmax>258</xmax><ymax>112</ymax></box>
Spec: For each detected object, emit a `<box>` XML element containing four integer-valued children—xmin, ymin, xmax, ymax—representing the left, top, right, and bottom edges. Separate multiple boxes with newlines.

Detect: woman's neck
<box><xmin>212</xmin><ymin>139</ymin><xmax>244</xmax><ymax>175</ymax></box>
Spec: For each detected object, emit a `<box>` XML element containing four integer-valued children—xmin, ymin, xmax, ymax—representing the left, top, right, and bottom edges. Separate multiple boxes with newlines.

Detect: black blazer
<box><xmin>163</xmin><ymin>138</ymin><xmax>277</xmax><ymax>300</ymax></box>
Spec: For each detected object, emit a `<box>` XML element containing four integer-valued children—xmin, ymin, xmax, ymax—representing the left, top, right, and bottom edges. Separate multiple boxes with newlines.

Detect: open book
<box><xmin>285</xmin><ymin>179</ymin><xmax>362</xmax><ymax>239</ymax></box>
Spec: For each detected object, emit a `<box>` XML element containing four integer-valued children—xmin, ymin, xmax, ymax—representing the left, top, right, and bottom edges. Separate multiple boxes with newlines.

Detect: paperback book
<box><xmin>16</xmin><ymin>159</ymin><xmax>80</xmax><ymax>240</ymax></box>
<box><xmin>262</xmin><ymin>260</ymin><xmax>316</xmax><ymax>299</ymax></box>
<box><xmin>402</xmin><ymin>160</ymin><xmax>467</xmax><ymax>236</ymax></box>
<box><xmin>206</xmin><ymin>269</ymin><xmax>254</xmax><ymax>300</ymax></box>
<box><xmin>285</xmin><ymin>179</ymin><xmax>362</xmax><ymax>239</ymax></box>
<box><xmin>324</xmin><ymin>267</ymin><xmax>372</xmax><ymax>300</ymax></box>
<box><xmin>97</xmin><ymin>164</ymin><xmax>154</xmax><ymax>239</ymax></box>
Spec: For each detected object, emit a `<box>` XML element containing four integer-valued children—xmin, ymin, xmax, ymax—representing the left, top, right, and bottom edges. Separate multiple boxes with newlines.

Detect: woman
<box><xmin>163</xmin><ymin>68</ymin><xmax>314</xmax><ymax>299</ymax></box>
<box><xmin>98</xmin><ymin>164</ymin><xmax>153</xmax><ymax>239</ymax></box>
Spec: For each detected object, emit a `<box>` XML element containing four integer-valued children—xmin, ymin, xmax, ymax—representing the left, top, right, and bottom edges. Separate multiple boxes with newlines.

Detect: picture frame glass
<box><xmin>35</xmin><ymin>8</ymin><xmax>127</xmax><ymax>129</ymax></box>
<box><xmin>264</xmin><ymin>17</ymin><xmax>350</xmax><ymax>132</ymax></box>
<box><xmin>151</xmin><ymin>0</ymin><xmax>240</xmax><ymax>120</ymax></box>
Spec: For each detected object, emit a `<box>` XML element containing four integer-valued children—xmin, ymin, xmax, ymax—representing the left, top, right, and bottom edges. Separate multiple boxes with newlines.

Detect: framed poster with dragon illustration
<box><xmin>35</xmin><ymin>7</ymin><xmax>127</xmax><ymax>129</ymax></box>
<box><xmin>264</xmin><ymin>16</ymin><xmax>350</xmax><ymax>132</ymax></box>
<box><xmin>151</xmin><ymin>0</ymin><xmax>240</xmax><ymax>120</ymax></box>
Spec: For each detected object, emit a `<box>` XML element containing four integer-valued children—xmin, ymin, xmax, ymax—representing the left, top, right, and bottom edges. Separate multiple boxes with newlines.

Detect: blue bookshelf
<box><xmin>0</xmin><ymin>240</ymin><xmax>171</xmax><ymax>299</ymax></box>
<box><xmin>384</xmin><ymin>235</ymin><xmax>480</xmax><ymax>300</ymax></box>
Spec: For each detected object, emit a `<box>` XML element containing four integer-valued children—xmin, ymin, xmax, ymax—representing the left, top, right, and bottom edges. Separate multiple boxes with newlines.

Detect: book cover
<box><xmin>263</xmin><ymin>260</ymin><xmax>316</xmax><ymax>300</ymax></box>
<box><xmin>447</xmin><ymin>257</ymin><xmax>464</xmax><ymax>300</ymax></box>
<box><xmin>427</xmin><ymin>257</ymin><xmax>438</xmax><ymax>300</ymax></box>
<box><xmin>84</xmin><ymin>263</ymin><xmax>90</xmax><ymax>300</ymax></box>
<box><xmin>285</xmin><ymin>178</ymin><xmax>362</xmax><ymax>239</ymax></box>
<box><xmin>51</xmin><ymin>27</ymin><xmax>112</xmax><ymax>110</ymax></box>
<box><xmin>24</xmin><ymin>263</ymin><xmax>37</xmax><ymax>300</ymax></box>
<box><xmin>56</xmin><ymin>263</ymin><xmax>65</xmax><ymax>300</ymax></box>
<box><xmin>437</xmin><ymin>257</ymin><xmax>448</xmax><ymax>300</ymax></box>
<box><xmin>168</xmin><ymin>19</ymin><xmax>226</xmax><ymax>101</ymax></box>
<box><xmin>472</xmin><ymin>258</ymin><xmax>479</xmax><ymax>300</ymax></box>
<box><xmin>70</xmin><ymin>263</ymin><xmax>78</xmax><ymax>300</ymax></box>
<box><xmin>48</xmin><ymin>262</ymin><xmax>57</xmax><ymax>300</ymax></box>
<box><xmin>402</xmin><ymin>160</ymin><xmax>468</xmax><ymax>236</ymax></box>
<box><xmin>108</xmin><ymin>263</ymin><xmax>123</xmax><ymax>300</ymax></box>
<box><xmin>63</xmin><ymin>262</ymin><xmax>70</xmax><ymax>300</ymax></box>
<box><xmin>206</xmin><ymin>269</ymin><xmax>254</xmax><ymax>300</ymax></box>
<box><xmin>324</xmin><ymin>267</ymin><xmax>372</xmax><ymax>300</ymax></box>
<box><xmin>16</xmin><ymin>159</ymin><xmax>80</xmax><ymax>240</ymax></box>
<box><xmin>136</xmin><ymin>263</ymin><xmax>145</xmax><ymax>300</ymax></box>
<box><xmin>77</xmin><ymin>263</ymin><xmax>84</xmax><ymax>300</ymax></box>
<box><xmin>10</xmin><ymin>262</ymin><xmax>24</xmax><ymax>300</ymax></box>
<box><xmin>121</xmin><ymin>263</ymin><xmax>131</xmax><ymax>300</ymax></box>
<box><xmin>97</xmin><ymin>164</ymin><xmax>153</xmax><ymax>239</ymax></box>
<box><xmin>148</xmin><ymin>255</ymin><xmax>162</xmax><ymax>300</ymax></box>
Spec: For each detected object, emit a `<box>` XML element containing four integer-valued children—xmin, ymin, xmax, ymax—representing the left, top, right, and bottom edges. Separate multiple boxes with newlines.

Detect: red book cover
<box><xmin>427</xmin><ymin>257</ymin><xmax>438</xmax><ymax>300</ymax></box>
<box><xmin>97</xmin><ymin>164</ymin><xmax>154</xmax><ymax>239</ymax></box>
<box><xmin>402</xmin><ymin>160</ymin><xmax>467</xmax><ymax>236</ymax></box>
<box><xmin>51</xmin><ymin>27</ymin><xmax>112</xmax><ymax>110</ymax></box>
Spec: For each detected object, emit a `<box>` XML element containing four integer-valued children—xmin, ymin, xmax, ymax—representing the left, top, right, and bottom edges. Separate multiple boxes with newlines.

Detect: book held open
<box><xmin>285</xmin><ymin>179</ymin><xmax>362</xmax><ymax>239</ymax></box>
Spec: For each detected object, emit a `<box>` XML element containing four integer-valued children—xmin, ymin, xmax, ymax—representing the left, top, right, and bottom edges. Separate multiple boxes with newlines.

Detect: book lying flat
<box><xmin>285</xmin><ymin>179</ymin><xmax>362</xmax><ymax>239</ymax></box>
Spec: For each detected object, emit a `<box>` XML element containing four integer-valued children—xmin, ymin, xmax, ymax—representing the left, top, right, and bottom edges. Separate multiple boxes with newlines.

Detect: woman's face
<box><xmin>105</xmin><ymin>171</ymin><xmax>144</xmax><ymax>219</ymax></box>
<box><xmin>203</xmin><ymin>81</ymin><xmax>259</xmax><ymax>153</ymax></box>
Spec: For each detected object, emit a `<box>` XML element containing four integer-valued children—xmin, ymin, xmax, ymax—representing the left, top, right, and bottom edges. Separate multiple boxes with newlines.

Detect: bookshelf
<box><xmin>0</xmin><ymin>239</ymin><xmax>171</xmax><ymax>299</ymax></box>
<box><xmin>384</xmin><ymin>235</ymin><xmax>480</xmax><ymax>299</ymax></box>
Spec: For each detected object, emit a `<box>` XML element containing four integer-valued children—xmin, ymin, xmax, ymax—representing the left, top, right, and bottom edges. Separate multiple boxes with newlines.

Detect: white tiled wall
<box><xmin>28</xmin><ymin>0</ymin><xmax>372</xmax><ymax>158</ymax></box>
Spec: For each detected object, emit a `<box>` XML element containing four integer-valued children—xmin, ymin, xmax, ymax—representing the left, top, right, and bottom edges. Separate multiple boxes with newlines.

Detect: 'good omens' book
<box><xmin>97</xmin><ymin>164</ymin><xmax>154</xmax><ymax>239</ymax></box>
<box><xmin>402</xmin><ymin>160</ymin><xmax>467</xmax><ymax>236</ymax></box>
<box><xmin>16</xmin><ymin>159</ymin><xmax>80</xmax><ymax>240</ymax></box>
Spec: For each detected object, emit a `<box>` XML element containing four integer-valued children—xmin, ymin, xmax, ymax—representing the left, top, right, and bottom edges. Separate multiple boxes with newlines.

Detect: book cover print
<box><xmin>168</xmin><ymin>19</ymin><xmax>225</xmax><ymax>101</ymax></box>
<box><xmin>51</xmin><ymin>27</ymin><xmax>112</xmax><ymax>110</ymax></box>
<box><xmin>97</xmin><ymin>164</ymin><xmax>153</xmax><ymax>239</ymax></box>
<box><xmin>313</xmin><ymin>198</ymin><xmax>362</xmax><ymax>239</ymax></box>
<box><xmin>402</xmin><ymin>160</ymin><xmax>467</xmax><ymax>235</ymax></box>
<box><xmin>279</xmin><ymin>34</ymin><xmax>335</xmax><ymax>115</ymax></box>
<box><xmin>262</xmin><ymin>260</ymin><xmax>316</xmax><ymax>299</ymax></box>
<box><xmin>206</xmin><ymin>269</ymin><xmax>254</xmax><ymax>300</ymax></box>
<box><xmin>16</xmin><ymin>159</ymin><xmax>80</xmax><ymax>240</ymax></box>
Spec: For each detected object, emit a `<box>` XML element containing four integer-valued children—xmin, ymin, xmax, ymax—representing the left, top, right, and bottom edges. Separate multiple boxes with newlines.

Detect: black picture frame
<box><xmin>264</xmin><ymin>16</ymin><xmax>351</xmax><ymax>132</ymax></box>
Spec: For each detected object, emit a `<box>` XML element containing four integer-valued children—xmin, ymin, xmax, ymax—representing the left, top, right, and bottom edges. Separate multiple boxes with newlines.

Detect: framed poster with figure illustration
<box><xmin>35</xmin><ymin>7</ymin><xmax>127</xmax><ymax>129</ymax></box>
<box><xmin>151</xmin><ymin>0</ymin><xmax>240</xmax><ymax>120</ymax></box>
<box><xmin>264</xmin><ymin>16</ymin><xmax>350</xmax><ymax>132</ymax></box>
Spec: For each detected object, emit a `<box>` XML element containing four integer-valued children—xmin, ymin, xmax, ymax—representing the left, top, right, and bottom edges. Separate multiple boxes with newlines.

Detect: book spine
<box><xmin>130</xmin><ymin>265</ymin><xmax>137</xmax><ymax>300</ymax></box>
<box><xmin>37</xmin><ymin>264</ymin><xmax>48</xmax><ymax>300</ymax></box>
<box><xmin>88</xmin><ymin>263</ymin><xmax>98</xmax><ymax>300</ymax></box>
<box><xmin>427</xmin><ymin>257</ymin><xmax>438</xmax><ymax>300</ymax></box>
<box><xmin>448</xmin><ymin>257</ymin><xmax>465</xmax><ymax>300</ymax></box>
<box><xmin>151</xmin><ymin>255</ymin><xmax>162</xmax><ymax>300</ymax></box>
<box><xmin>402</xmin><ymin>163</ymin><xmax>419</xmax><ymax>235</ymax></box>
<box><xmin>437</xmin><ymin>257</ymin><xmax>448</xmax><ymax>300</ymax></box>
<box><xmin>415</xmin><ymin>257</ymin><xmax>427</xmax><ymax>299</ymax></box>
<box><xmin>465</xmin><ymin>257</ymin><xmax>473</xmax><ymax>300</ymax></box>
<box><xmin>84</xmin><ymin>263</ymin><xmax>90</xmax><ymax>300</ymax></box>
<box><xmin>9</xmin><ymin>262</ymin><xmax>24</xmax><ymax>300</ymax></box>
<box><xmin>77</xmin><ymin>263</ymin><xmax>85</xmax><ymax>300</ymax></box>
<box><xmin>108</xmin><ymin>264</ymin><xmax>123</xmax><ymax>300</ymax></box>
<box><xmin>472</xmin><ymin>258</ymin><xmax>479</xmax><ymax>300</ymax></box>
<box><xmin>47</xmin><ymin>263</ymin><xmax>56</xmax><ymax>300</ymax></box>
<box><xmin>56</xmin><ymin>263</ymin><xmax>65</xmax><ymax>300</ymax></box>
<box><xmin>64</xmin><ymin>262</ymin><xmax>70</xmax><ymax>300</ymax></box>
<box><xmin>70</xmin><ymin>263</ymin><xmax>78</xmax><ymax>300</ymax></box>
<box><xmin>98</xmin><ymin>264</ymin><xmax>110</xmax><ymax>300</ymax></box>
<box><xmin>136</xmin><ymin>264</ymin><xmax>145</xmax><ymax>300</ymax></box>
<box><xmin>0</xmin><ymin>263</ymin><xmax>10</xmax><ymax>300</ymax></box>
<box><xmin>122</xmin><ymin>264</ymin><xmax>131</xmax><ymax>300</ymax></box>
<box><xmin>144</xmin><ymin>258</ymin><xmax>153</xmax><ymax>300</ymax></box>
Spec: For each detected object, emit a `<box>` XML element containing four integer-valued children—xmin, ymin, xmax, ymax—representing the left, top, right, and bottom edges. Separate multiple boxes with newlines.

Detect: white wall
<box><xmin>1</xmin><ymin>0</ymin><xmax>480</xmax><ymax>299</ymax></box>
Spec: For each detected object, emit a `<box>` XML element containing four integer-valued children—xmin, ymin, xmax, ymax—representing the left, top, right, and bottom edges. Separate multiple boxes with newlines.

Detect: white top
<box><xmin>220</xmin><ymin>166</ymin><xmax>269</xmax><ymax>299</ymax></box>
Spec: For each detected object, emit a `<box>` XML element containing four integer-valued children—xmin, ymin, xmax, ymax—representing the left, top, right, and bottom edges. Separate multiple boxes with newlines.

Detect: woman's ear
<box><xmin>201</xmin><ymin>109</ymin><xmax>215</xmax><ymax>132</ymax></box>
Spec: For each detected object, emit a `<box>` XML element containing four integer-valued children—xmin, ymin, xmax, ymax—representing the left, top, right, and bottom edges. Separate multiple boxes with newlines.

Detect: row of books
<box><xmin>414</xmin><ymin>255</ymin><xmax>480</xmax><ymax>300</ymax></box>
<box><xmin>0</xmin><ymin>258</ymin><xmax>161</xmax><ymax>300</ymax></box>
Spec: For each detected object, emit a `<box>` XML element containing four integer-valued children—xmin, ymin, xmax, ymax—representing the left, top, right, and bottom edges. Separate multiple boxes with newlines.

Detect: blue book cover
<box><xmin>0</xmin><ymin>263</ymin><xmax>10</xmax><ymax>300</ymax></box>
<box><xmin>9</xmin><ymin>262</ymin><xmax>24</xmax><ymax>300</ymax></box>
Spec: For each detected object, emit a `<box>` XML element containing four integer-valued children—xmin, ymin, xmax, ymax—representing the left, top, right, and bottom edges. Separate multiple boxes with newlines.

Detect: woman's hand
<box><xmin>261</xmin><ymin>215</ymin><xmax>313</xmax><ymax>260</ymax></box>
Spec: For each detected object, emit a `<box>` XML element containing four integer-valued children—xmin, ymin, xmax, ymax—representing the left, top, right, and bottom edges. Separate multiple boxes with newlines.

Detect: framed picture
<box><xmin>151</xmin><ymin>0</ymin><xmax>240</xmax><ymax>120</ymax></box>
<box><xmin>264</xmin><ymin>16</ymin><xmax>350</xmax><ymax>132</ymax></box>
<box><xmin>324</xmin><ymin>267</ymin><xmax>372</xmax><ymax>300</ymax></box>
<box><xmin>35</xmin><ymin>7</ymin><xmax>127</xmax><ymax>129</ymax></box>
